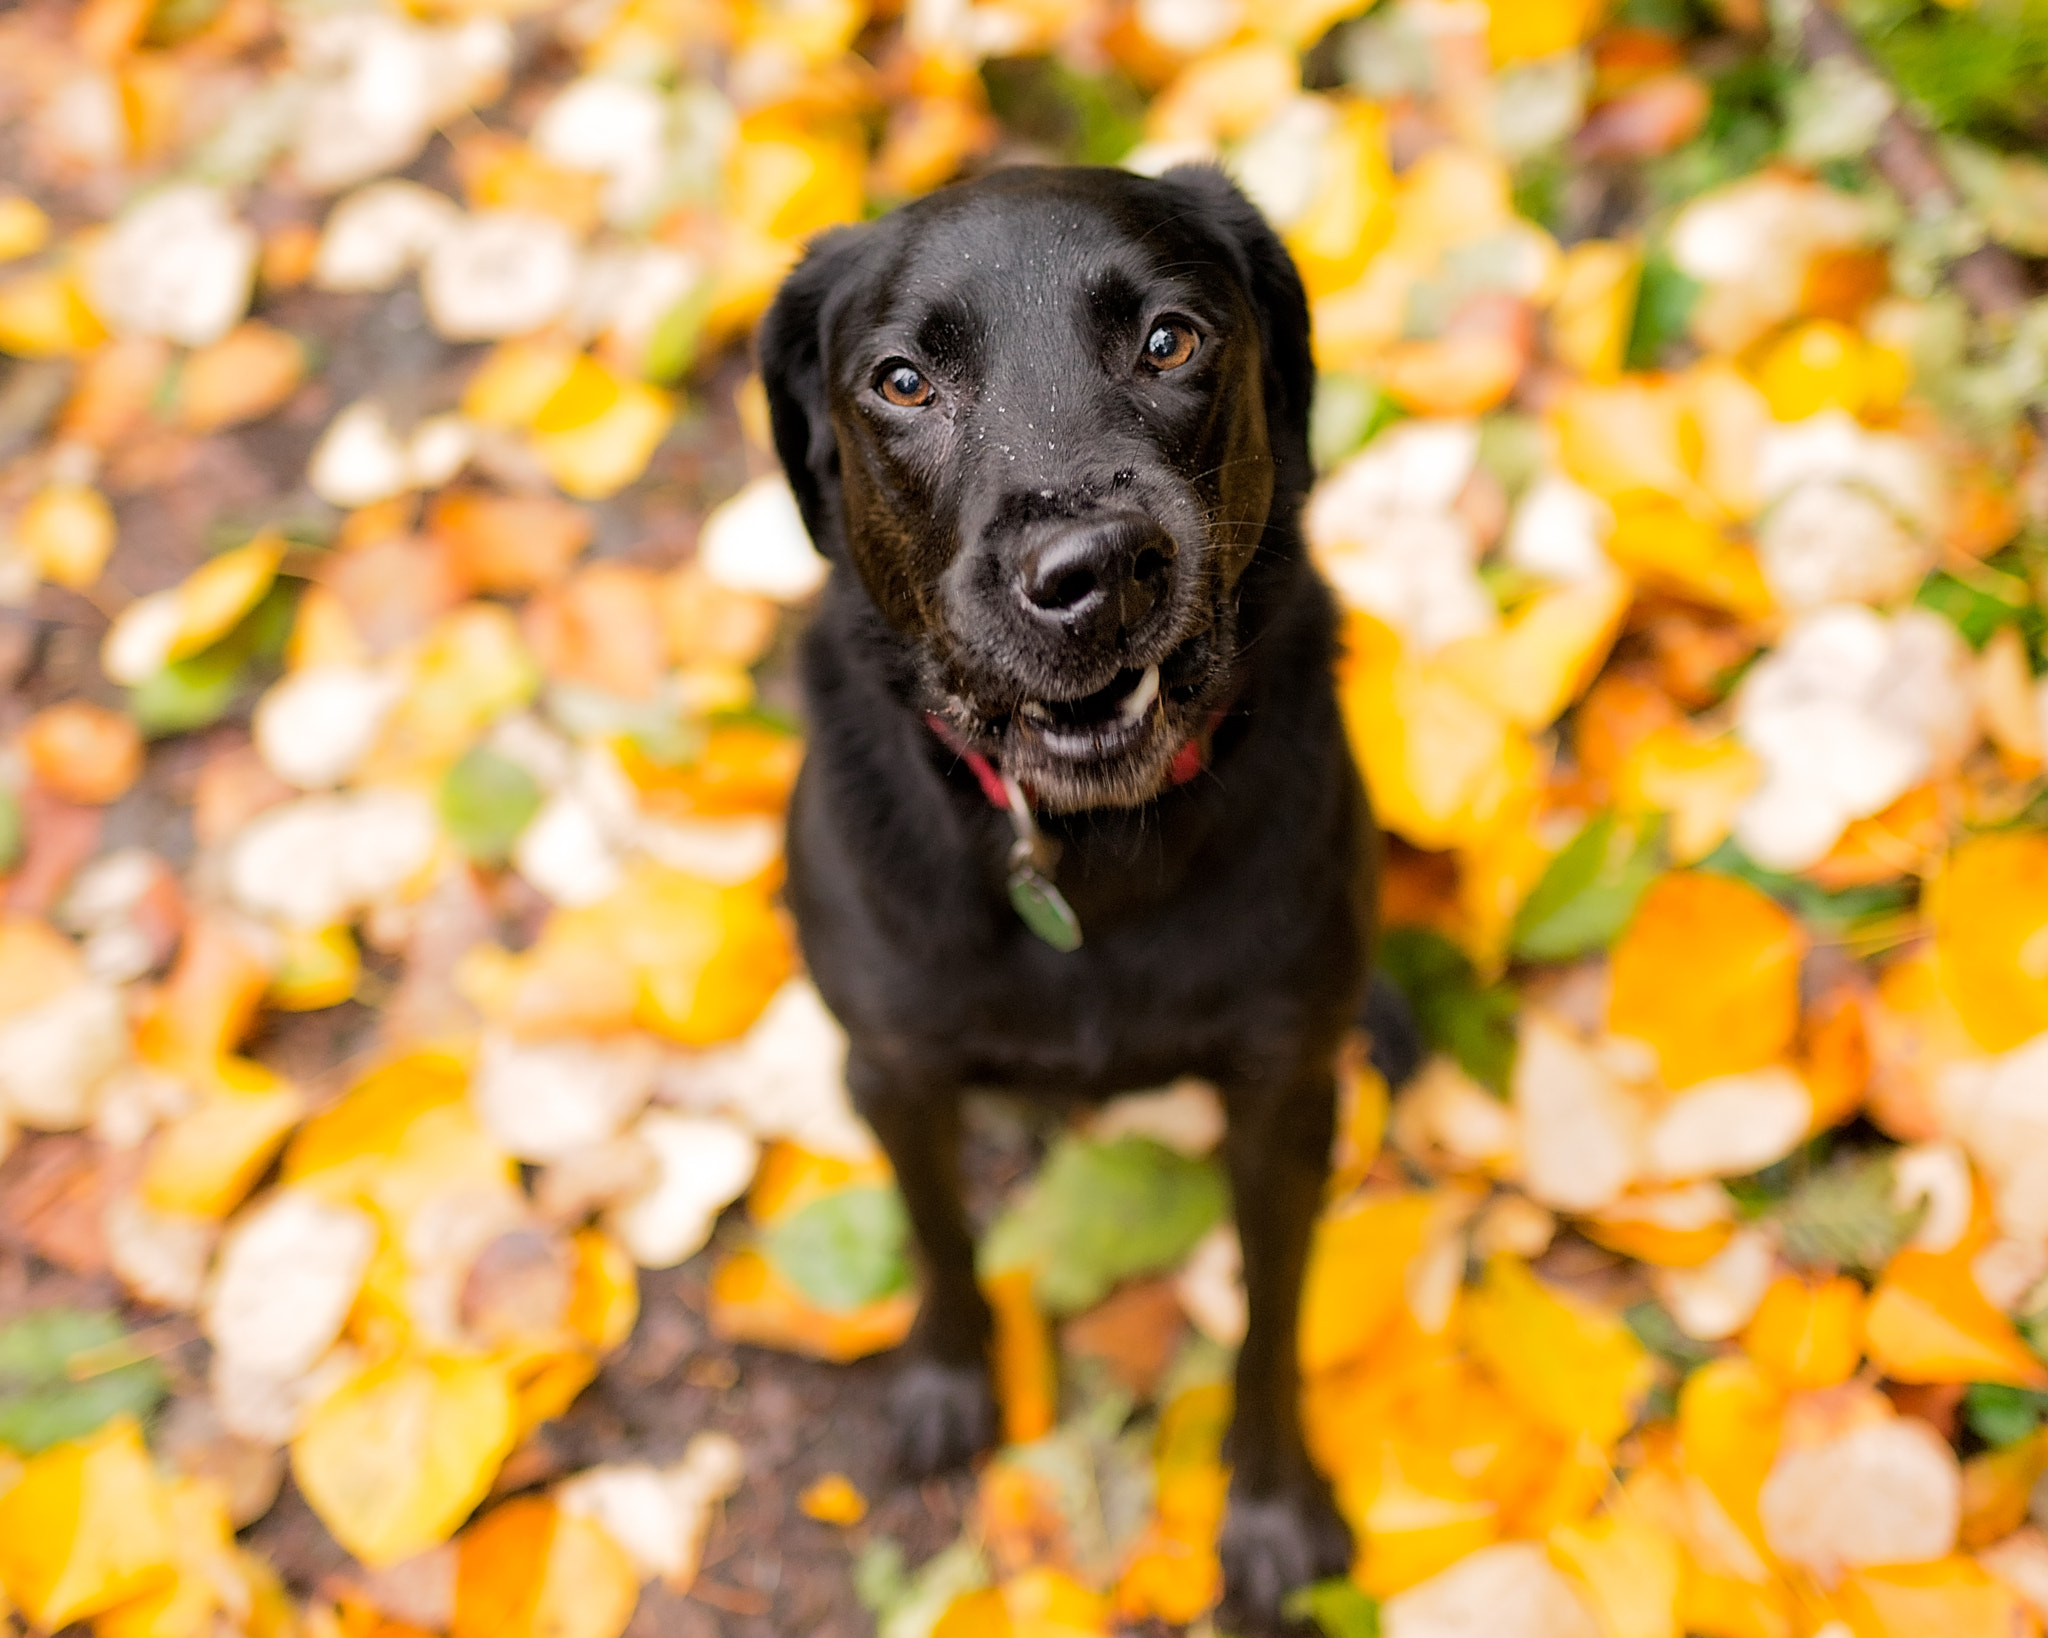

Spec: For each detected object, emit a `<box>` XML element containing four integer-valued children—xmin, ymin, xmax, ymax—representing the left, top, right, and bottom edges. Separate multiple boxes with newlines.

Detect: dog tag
<box><xmin>1001</xmin><ymin>774</ymin><xmax>1082</xmax><ymax>951</ymax></box>
<box><xmin>1007</xmin><ymin>855</ymin><xmax>1084</xmax><ymax>951</ymax></box>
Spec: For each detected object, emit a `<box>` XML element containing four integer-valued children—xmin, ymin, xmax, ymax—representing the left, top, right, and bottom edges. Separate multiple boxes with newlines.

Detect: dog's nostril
<box><xmin>1132</xmin><ymin>544</ymin><xmax>1168</xmax><ymax>585</ymax></box>
<box><xmin>1042</xmin><ymin>566</ymin><xmax>1100</xmax><ymax>610</ymax></box>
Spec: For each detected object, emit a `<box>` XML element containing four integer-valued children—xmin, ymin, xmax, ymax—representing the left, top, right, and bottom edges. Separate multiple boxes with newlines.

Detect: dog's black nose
<box><xmin>1016</xmin><ymin>513</ymin><xmax>1175</xmax><ymax>637</ymax></box>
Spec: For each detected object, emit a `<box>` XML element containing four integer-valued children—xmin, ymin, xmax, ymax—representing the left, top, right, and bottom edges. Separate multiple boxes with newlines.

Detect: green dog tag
<box><xmin>1008</xmin><ymin>861</ymin><xmax>1083</xmax><ymax>952</ymax></box>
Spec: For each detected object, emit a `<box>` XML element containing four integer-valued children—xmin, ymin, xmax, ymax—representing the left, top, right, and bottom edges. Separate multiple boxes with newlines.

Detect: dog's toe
<box><xmin>890</xmin><ymin>1358</ymin><xmax>996</xmax><ymax>1478</ymax></box>
<box><xmin>1217</xmin><ymin>1476</ymin><xmax>1353</xmax><ymax>1634</ymax></box>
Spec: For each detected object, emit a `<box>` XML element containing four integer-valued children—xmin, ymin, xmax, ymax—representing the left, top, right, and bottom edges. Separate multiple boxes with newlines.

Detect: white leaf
<box><xmin>87</xmin><ymin>185</ymin><xmax>256</xmax><ymax>347</ymax></box>
<box><xmin>104</xmin><ymin>1194</ymin><xmax>218</xmax><ymax>1311</ymax></box>
<box><xmin>314</xmin><ymin>181</ymin><xmax>459</xmax><ymax>292</ymax></box>
<box><xmin>0</xmin><ymin>982</ymin><xmax>127</xmax><ymax>1130</ymax></box>
<box><xmin>1382</xmin><ymin>1542</ymin><xmax>1600</xmax><ymax>1638</ymax></box>
<box><xmin>1759</xmin><ymin>1416</ymin><xmax>1959</xmax><ymax>1578</ymax></box>
<box><xmin>472</xmin><ymin>1031</ymin><xmax>660</xmax><ymax>1163</ymax></box>
<box><xmin>699</xmin><ymin>476</ymin><xmax>828</xmax><ymax>602</ymax></box>
<box><xmin>206</xmin><ymin>1190</ymin><xmax>377</xmax><ymax>1380</ymax></box>
<box><xmin>1642</xmin><ymin>1066</ymin><xmax>1810</xmax><ymax>1180</ymax></box>
<box><xmin>254</xmin><ymin>665</ymin><xmax>405</xmax><ymax>790</ymax></box>
<box><xmin>309</xmin><ymin>400</ymin><xmax>416</xmax><ymax>508</ymax></box>
<box><xmin>1174</xmin><ymin>1222</ymin><xmax>1246</xmax><ymax>1346</ymax></box>
<box><xmin>1090</xmin><ymin>1079</ymin><xmax>1225</xmax><ymax>1157</ymax></box>
<box><xmin>1654</xmin><ymin>1227</ymin><xmax>1776</xmax><ymax>1341</ymax></box>
<box><xmin>604</xmin><ymin>1112</ymin><xmax>758</xmax><ymax>1269</ymax></box>
<box><xmin>1512</xmin><ymin>1012</ymin><xmax>1639</xmax><ymax>1212</ymax></box>
<box><xmin>514</xmin><ymin>792</ymin><xmax>625</xmax><ymax>908</ymax></box>
<box><xmin>422</xmin><ymin>211</ymin><xmax>580</xmax><ymax>342</ymax></box>
<box><xmin>532</xmin><ymin>78</ymin><xmax>672</xmax><ymax>225</ymax></box>
<box><xmin>224</xmin><ymin>789</ymin><xmax>438</xmax><ymax>928</ymax></box>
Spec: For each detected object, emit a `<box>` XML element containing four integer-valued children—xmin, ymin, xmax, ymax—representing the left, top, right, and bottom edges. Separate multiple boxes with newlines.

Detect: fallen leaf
<box><xmin>0</xmin><ymin>1417</ymin><xmax>175</xmax><ymax>1628</ymax></box>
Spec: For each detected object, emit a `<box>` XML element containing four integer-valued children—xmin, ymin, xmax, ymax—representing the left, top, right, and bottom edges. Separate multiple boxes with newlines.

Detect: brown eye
<box><xmin>878</xmin><ymin>362</ymin><xmax>933</xmax><ymax>407</ymax></box>
<box><xmin>1142</xmin><ymin>320</ymin><xmax>1198</xmax><ymax>371</ymax></box>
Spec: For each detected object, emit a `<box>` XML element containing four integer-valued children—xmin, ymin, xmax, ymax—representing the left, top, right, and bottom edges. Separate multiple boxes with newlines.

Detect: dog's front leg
<box><xmin>1217</xmin><ymin>1069</ymin><xmax>1353</xmax><ymax>1629</ymax></box>
<box><xmin>850</xmin><ymin>1054</ymin><xmax>997</xmax><ymax>1476</ymax></box>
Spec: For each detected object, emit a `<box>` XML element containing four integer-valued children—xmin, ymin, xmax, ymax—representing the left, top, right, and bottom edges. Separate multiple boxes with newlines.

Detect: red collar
<box><xmin>924</xmin><ymin>712</ymin><xmax>1214</xmax><ymax>810</ymax></box>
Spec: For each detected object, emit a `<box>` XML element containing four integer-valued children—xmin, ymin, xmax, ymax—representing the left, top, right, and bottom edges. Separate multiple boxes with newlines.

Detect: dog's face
<box><xmin>760</xmin><ymin>166</ymin><xmax>1312</xmax><ymax>811</ymax></box>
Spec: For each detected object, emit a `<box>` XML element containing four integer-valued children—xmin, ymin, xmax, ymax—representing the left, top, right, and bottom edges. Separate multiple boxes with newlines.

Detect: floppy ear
<box><xmin>1158</xmin><ymin>165</ymin><xmax>1315</xmax><ymax>503</ymax></box>
<box><xmin>756</xmin><ymin>225</ymin><xmax>871</xmax><ymax>562</ymax></box>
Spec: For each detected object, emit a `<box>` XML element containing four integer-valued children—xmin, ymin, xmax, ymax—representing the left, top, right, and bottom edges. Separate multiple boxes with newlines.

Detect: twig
<box><xmin>1790</xmin><ymin>0</ymin><xmax>2036</xmax><ymax>326</ymax></box>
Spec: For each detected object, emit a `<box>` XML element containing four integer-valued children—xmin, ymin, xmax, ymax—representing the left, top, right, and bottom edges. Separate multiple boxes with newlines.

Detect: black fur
<box><xmin>759</xmin><ymin>164</ymin><xmax>1413</xmax><ymax>1631</ymax></box>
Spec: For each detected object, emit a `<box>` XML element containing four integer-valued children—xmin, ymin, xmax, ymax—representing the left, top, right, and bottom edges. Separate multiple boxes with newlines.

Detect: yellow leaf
<box><xmin>1550</xmin><ymin>241</ymin><xmax>1642</xmax><ymax>382</ymax></box>
<box><xmin>1837</xmin><ymin>1556</ymin><xmax>2036</xmax><ymax>1638</ymax></box>
<box><xmin>1615</xmin><ymin>725</ymin><xmax>1762</xmax><ymax>866</ymax></box>
<box><xmin>1863</xmin><ymin>1247</ymin><xmax>2048</xmax><ymax>1388</ymax></box>
<box><xmin>1677</xmin><ymin>1357</ymin><xmax>1784</xmax><ymax>1572</ymax></box>
<box><xmin>1339</xmin><ymin>612</ymin><xmax>1544</xmax><ymax>853</ymax></box>
<box><xmin>566</xmin><ymin>1228</ymin><xmax>641</xmax><ymax>1353</ymax></box>
<box><xmin>0</xmin><ymin>1418</ymin><xmax>175</xmax><ymax>1630</ymax></box>
<box><xmin>1752</xmin><ymin>320</ymin><xmax>1877</xmax><ymax>422</ymax></box>
<box><xmin>1003</xmin><ymin>1566</ymin><xmax>1110</xmax><ymax>1636</ymax></box>
<box><xmin>175</xmin><ymin>321</ymin><xmax>305</xmax><ymax>434</ymax></box>
<box><xmin>934</xmin><ymin>1587</ymin><xmax>1013</xmax><ymax>1638</ymax></box>
<box><xmin>1550</xmin><ymin>377</ymin><xmax>1703</xmax><ymax>507</ymax></box>
<box><xmin>172</xmin><ymin>534</ymin><xmax>286</xmax><ymax>661</ymax></box>
<box><xmin>0</xmin><ymin>268</ymin><xmax>107</xmax><ymax>357</ymax></box>
<box><xmin>1341</xmin><ymin>1438</ymin><xmax>1501</xmax><ymax>1598</ymax></box>
<box><xmin>292</xmin><ymin>1354</ymin><xmax>518</xmax><ymax>1568</ymax></box>
<box><xmin>532</xmin><ymin>375</ymin><xmax>674</xmax><ymax>500</ymax></box>
<box><xmin>462</xmin><ymin>342</ymin><xmax>580</xmax><ymax>427</ymax></box>
<box><xmin>93</xmin><ymin>1478</ymin><xmax>236</xmax><ymax>1638</ymax></box>
<box><xmin>798</xmin><ymin>1473</ymin><xmax>868</xmax><ymax>1526</ymax></box>
<box><xmin>19</xmin><ymin>484</ymin><xmax>115</xmax><ymax>589</ymax></box>
<box><xmin>1465</xmin><ymin>1255</ymin><xmax>1653</xmax><ymax>1450</ymax></box>
<box><xmin>1298</xmin><ymin>1190</ymin><xmax>1436</xmax><ymax>1376</ymax></box>
<box><xmin>725</xmin><ymin>113</ymin><xmax>866</xmax><ymax>243</ymax></box>
<box><xmin>268</xmin><ymin>924</ymin><xmax>361</xmax><ymax>1012</ymax></box>
<box><xmin>1283</xmin><ymin>100</ymin><xmax>1396</xmax><ymax>300</ymax></box>
<box><xmin>708</xmin><ymin>1246</ymin><xmax>917</xmax><ymax>1362</ymax></box>
<box><xmin>1928</xmin><ymin>831</ymin><xmax>2048</xmax><ymax>1052</ymax></box>
<box><xmin>284</xmin><ymin>1053</ymin><xmax>513</xmax><ymax>1230</ymax></box>
<box><xmin>986</xmin><ymin>1265</ymin><xmax>1056</xmax><ymax>1446</ymax></box>
<box><xmin>1549</xmin><ymin>1513</ymin><xmax>1682</xmax><ymax>1638</ymax></box>
<box><xmin>1582</xmin><ymin>1184</ymin><xmax>1735</xmax><ymax>1268</ymax></box>
<box><xmin>140</xmin><ymin>1068</ymin><xmax>305</xmax><ymax>1218</ymax></box>
<box><xmin>606</xmin><ymin>865</ymin><xmax>794</xmax><ymax>1045</ymax></box>
<box><xmin>1959</xmin><ymin>1435</ymin><xmax>2047</xmax><ymax>1548</ymax></box>
<box><xmin>0</xmin><ymin>195</ymin><xmax>50</xmax><ymax>263</ymax></box>
<box><xmin>1488</xmin><ymin>0</ymin><xmax>1610</xmax><ymax>62</ymax></box>
<box><xmin>1604</xmin><ymin>497</ymin><xmax>1774</xmax><ymax>620</ymax></box>
<box><xmin>1741</xmin><ymin>1275</ymin><xmax>1865</xmax><ymax>1390</ymax></box>
<box><xmin>452</xmin><ymin>1495</ymin><xmax>639</xmax><ymax>1638</ymax></box>
<box><xmin>1608</xmin><ymin>871</ymin><xmax>1805</xmax><ymax>1089</ymax></box>
<box><xmin>1434</xmin><ymin>571</ymin><xmax>1632</xmax><ymax>731</ymax></box>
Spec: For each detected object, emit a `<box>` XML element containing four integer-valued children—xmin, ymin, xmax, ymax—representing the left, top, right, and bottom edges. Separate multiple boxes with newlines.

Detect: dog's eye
<box><xmin>1141</xmin><ymin>320</ymin><xmax>1198</xmax><ymax>372</ymax></box>
<box><xmin>877</xmin><ymin>362</ymin><xmax>934</xmax><ymax>407</ymax></box>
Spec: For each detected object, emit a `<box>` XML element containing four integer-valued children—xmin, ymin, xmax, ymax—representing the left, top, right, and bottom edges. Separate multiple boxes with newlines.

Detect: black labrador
<box><xmin>758</xmin><ymin>163</ymin><xmax>1418</xmax><ymax>1629</ymax></box>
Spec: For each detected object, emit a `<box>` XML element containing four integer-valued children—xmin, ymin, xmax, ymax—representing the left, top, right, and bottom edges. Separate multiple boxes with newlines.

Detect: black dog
<box><xmin>759</xmin><ymin>164</ymin><xmax>1418</xmax><ymax>1629</ymax></box>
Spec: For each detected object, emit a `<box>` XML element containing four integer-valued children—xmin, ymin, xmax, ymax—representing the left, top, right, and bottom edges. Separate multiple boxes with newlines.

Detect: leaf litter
<box><xmin>4</xmin><ymin>0</ymin><xmax>2048</xmax><ymax>1635</ymax></box>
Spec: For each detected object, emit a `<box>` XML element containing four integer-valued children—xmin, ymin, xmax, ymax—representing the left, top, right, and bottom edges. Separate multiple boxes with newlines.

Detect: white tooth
<box><xmin>1022</xmin><ymin>700</ymin><xmax>1051</xmax><ymax>722</ymax></box>
<box><xmin>1118</xmin><ymin>665</ymin><xmax>1161</xmax><ymax>726</ymax></box>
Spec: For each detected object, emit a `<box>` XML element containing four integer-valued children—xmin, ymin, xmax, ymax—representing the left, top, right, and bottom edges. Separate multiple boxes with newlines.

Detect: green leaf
<box><xmin>0</xmin><ymin>784</ymin><xmax>22</xmax><ymax>874</ymax></box>
<box><xmin>438</xmin><ymin>747</ymin><xmax>544</xmax><ymax>866</ymax></box>
<box><xmin>1283</xmin><ymin>1577</ymin><xmax>1382</xmax><ymax>1638</ymax></box>
<box><xmin>1696</xmin><ymin>839</ymin><xmax>1915</xmax><ymax>941</ymax></box>
<box><xmin>1310</xmin><ymin>373</ymin><xmax>1400</xmax><ymax>471</ymax></box>
<box><xmin>0</xmin><ymin>1309</ymin><xmax>167</xmax><ymax>1456</ymax></box>
<box><xmin>1623</xmin><ymin>251</ymin><xmax>1703</xmax><ymax>372</ymax></box>
<box><xmin>1770</xmin><ymin>1151</ymin><xmax>1924</xmax><ymax>1277</ymax></box>
<box><xmin>126</xmin><ymin>579</ymin><xmax>298</xmax><ymax>739</ymax></box>
<box><xmin>1624</xmin><ymin>1300</ymin><xmax>1718</xmax><ymax>1374</ymax></box>
<box><xmin>1917</xmin><ymin>563</ymin><xmax>2040</xmax><ymax>650</ymax></box>
<box><xmin>762</xmin><ymin>1187</ymin><xmax>912</xmax><ymax>1313</ymax></box>
<box><xmin>980</xmin><ymin>56</ymin><xmax>1147</xmax><ymax>167</ymax></box>
<box><xmin>1964</xmin><ymin>1382</ymin><xmax>2048</xmax><ymax>1448</ymax></box>
<box><xmin>980</xmin><ymin>1136</ymin><xmax>1229</xmax><ymax>1317</ymax></box>
<box><xmin>639</xmin><ymin>279</ymin><xmax>716</xmax><ymax>385</ymax></box>
<box><xmin>1512</xmin><ymin>812</ymin><xmax>1665</xmax><ymax>963</ymax></box>
<box><xmin>1377</xmin><ymin>927</ymin><xmax>1518</xmax><ymax>1094</ymax></box>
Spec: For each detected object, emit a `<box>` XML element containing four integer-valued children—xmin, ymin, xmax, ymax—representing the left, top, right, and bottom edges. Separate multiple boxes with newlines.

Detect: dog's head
<box><xmin>759</xmin><ymin>164</ymin><xmax>1312</xmax><ymax>811</ymax></box>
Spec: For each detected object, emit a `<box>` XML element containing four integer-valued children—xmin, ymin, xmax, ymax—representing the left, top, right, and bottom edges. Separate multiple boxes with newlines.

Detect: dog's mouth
<box><xmin>1016</xmin><ymin>662</ymin><xmax>1161</xmax><ymax>757</ymax></box>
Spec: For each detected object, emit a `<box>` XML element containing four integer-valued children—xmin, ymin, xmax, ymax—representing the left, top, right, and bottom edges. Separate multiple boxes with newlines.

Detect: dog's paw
<box><xmin>1217</xmin><ymin>1475</ymin><xmax>1353</xmax><ymax>1634</ymax></box>
<box><xmin>889</xmin><ymin>1357</ymin><xmax>996</xmax><ymax>1478</ymax></box>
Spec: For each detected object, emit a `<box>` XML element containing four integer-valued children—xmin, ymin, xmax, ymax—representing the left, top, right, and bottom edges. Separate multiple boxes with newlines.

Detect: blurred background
<box><xmin>2</xmin><ymin>2</ymin><xmax>2048</xmax><ymax>1637</ymax></box>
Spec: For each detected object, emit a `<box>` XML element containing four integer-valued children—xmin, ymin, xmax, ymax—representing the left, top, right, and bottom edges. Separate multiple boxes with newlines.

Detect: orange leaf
<box><xmin>1837</xmin><ymin>1556</ymin><xmax>2039</xmax><ymax>1638</ymax></box>
<box><xmin>708</xmin><ymin>1246</ymin><xmax>916</xmax><ymax>1362</ymax></box>
<box><xmin>175</xmin><ymin>321</ymin><xmax>305</xmax><ymax>433</ymax></box>
<box><xmin>1742</xmin><ymin>1275</ymin><xmax>1865</xmax><ymax>1391</ymax></box>
<box><xmin>1928</xmin><ymin>832</ymin><xmax>2048</xmax><ymax>1052</ymax></box>
<box><xmin>1863</xmin><ymin>1247</ymin><xmax>2048</xmax><ymax>1389</ymax></box>
<box><xmin>22</xmin><ymin>704</ymin><xmax>142</xmax><ymax>805</ymax></box>
<box><xmin>1298</xmin><ymin>1191</ymin><xmax>1435</xmax><ymax>1375</ymax></box>
<box><xmin>429</xmin><ymin>490</ymin><xmax>592</xmax><ymax>595</ymax></box>
<box><xmin>1608</xmin><ymin>871</ymin><xmax>1806</xmax><ymax>1088</ymax></box>
<box><xmin>986</xmin><ymin>1265</ymin><xmax>1057</xmax><ymax>1446</ymax></box>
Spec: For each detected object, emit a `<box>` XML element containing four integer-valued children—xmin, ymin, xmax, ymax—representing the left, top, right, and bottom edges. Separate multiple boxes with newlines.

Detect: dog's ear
<box><xmin>1157</xmin><ymin>164</ymin><xmax>1314</xmax><ymax>497</ymax></box>
<box><xmin>757</xmin><ymin>225</ymin><xmax>871</xmax><ymax>562</ymax></box>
